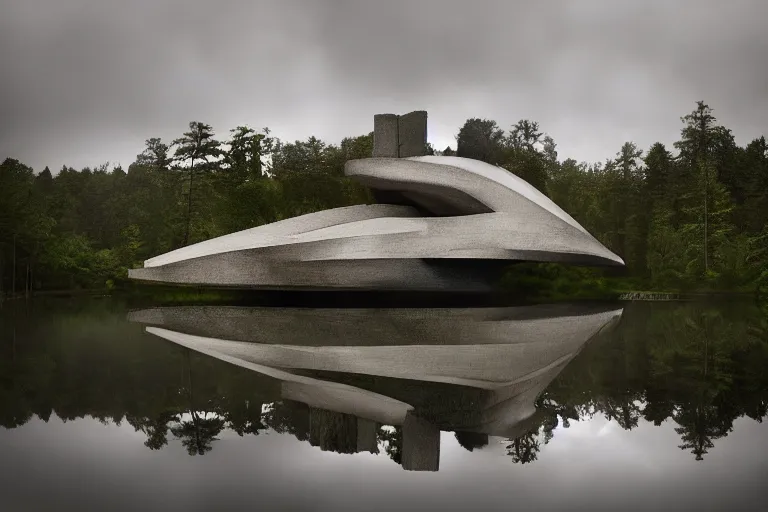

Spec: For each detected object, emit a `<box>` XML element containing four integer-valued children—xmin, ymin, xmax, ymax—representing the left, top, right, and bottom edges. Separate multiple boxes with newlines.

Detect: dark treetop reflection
<box><xmin>1</xmin><ymin>298</ymin><xmax>767</xmax><ymax>510</ymax></box>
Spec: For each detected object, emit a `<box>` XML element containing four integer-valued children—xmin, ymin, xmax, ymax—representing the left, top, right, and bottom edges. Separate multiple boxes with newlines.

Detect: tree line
<box><xmin>1</xmin><ymin>101</ymin><xmax>767</xmax><ymax>294</ymax></box>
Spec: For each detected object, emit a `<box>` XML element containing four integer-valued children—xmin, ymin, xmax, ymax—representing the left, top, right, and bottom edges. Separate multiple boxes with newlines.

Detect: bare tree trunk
<box><xmin>704</xmin><ymin>165</ymin><xmax>708</xmax><ymax>273</ymax></box>
<box><xmin>12</xmin><ymin>233</ymin><xmax>16</xmax><ymax>298</ymax></box>
<box><xmin>702</xmin><ymin>314</ymin><xmax>709</xmax><ymax>378</ymax></box>
<box><xmin>12</xmin><ymin>311</ymin><xmax>16</xmax><ymax>361</ymax></box>
<box><xmin>32</xmin><ymin>242</ymin><xmax>38</xmax><ymax>293</ymax></box>
<box><xmin>183</xmin><ymin>157</ymin><xmax>195</xmax><ymax>247</ymax></box>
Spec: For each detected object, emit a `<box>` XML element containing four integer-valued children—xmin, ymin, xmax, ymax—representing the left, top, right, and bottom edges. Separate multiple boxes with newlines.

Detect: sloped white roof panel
<box><xmin>131</xmin><ymin>155</ymin><xmax>624</xmax><ymax>289</ymax></box>
<box><xmin>345</xmin><ymin>156</ymin><xmax>595</xmax><ymax>239</ymax></box>
<box><xmin>144</xmin><ymin>204</ymin><xmax>419</xmax><ymax>268</ymax></box>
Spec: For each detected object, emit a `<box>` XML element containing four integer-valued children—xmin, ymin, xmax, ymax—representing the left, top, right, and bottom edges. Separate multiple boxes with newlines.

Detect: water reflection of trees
<box><xmin>1</xmin><ymin>300</ymin><xmax>767</xmax><ymax>464</ymax></box>
<box><xmin>504</xmin><ymin>301</ymin><xmax>768</xmax><ymax>463</ymax></box>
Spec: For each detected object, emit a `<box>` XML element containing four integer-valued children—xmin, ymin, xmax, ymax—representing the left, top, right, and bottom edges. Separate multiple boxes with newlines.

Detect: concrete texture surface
<box><xmin>397</xmin><ymin>111</ymin><xmax>428</xmax><ymax>158</ymax></box>
<box><xmin>146</xmin><ymin>326</ymin><xmax>412</xmax><ymax>426</ymax></box>
<box><xmin>142</xmin><ymin>204</ymin><xmax>418</xmax><ymax>268</ymax></box>
<box><xmin>147</xmin><ymin>331</ymin><xmax>576</xmax><ymax>388</ymax></box>
<box><xmin>140</xmin><ymin>306</ymin><xmax>621</xmax><ymax>471</ymax></box>
<box><xmin>372</xmin><ymin>114</ymin><xmax>399</xmax><ymax>157</ymax></box>
<box><xmin>138</xmin><ymin>304</ymin><xmax>624</xmax><ymax>468</ymax></box>
<box><xmin>402</xmin><ymin>412</ymin><xmax>440</xmax><ymax>472</ymax></box>
<box><xmin>345</xmin><ymin>156</ymin><xmax>598</xmax><ymax>238</ymax></box>
<box><xmin>129</xmin><ymin>155</ymin><xmax>624</xmax><ymax>290</ymax></box>
<box><xmin>127</xmin><ymin>303</ymin><xmax>622</xmax><ymax>348</ymax></box>
<box><xmin>137</xmin><ymin>307</ymin><xmax>621</xmax><ymax>389</ymax></box>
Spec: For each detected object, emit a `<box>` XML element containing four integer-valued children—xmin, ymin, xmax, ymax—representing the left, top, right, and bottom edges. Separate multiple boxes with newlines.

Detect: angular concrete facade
<box><xmin>128</xmin><ymin>153</ymin><xmax>624</xmax><ymax>290</ymax></box>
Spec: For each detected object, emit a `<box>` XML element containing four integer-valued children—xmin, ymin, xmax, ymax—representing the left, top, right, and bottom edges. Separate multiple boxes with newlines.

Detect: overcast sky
<box><xmin>1</xmin><ymin>0</ymin><xmax>767</xmax><ymax>173</ymax></box>
<box><xmin>4</xmin><ymin>415</ymin><xmax>767</xmax><ymax>510</ymax></box>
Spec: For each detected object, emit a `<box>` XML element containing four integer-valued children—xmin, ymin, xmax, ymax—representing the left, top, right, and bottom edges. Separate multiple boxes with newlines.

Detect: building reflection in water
<box><xmin>129</xmin><ymin>303</ymin><xmax>623</xmax><ymax>471</ymax></box>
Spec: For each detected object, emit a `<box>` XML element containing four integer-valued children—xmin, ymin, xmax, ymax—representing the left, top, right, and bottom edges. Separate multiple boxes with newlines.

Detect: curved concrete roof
<box><xmin>130</xmin><ymin>208</ymin><xmax>622</xmax><ymax>288</ymax></box>
<box><xmin>146</xmin><ymin>326</ymin><xmax>413</xmax><ymax>426</ymax></box>
<box><xmin>129</xmin><ymin>155</ymin><xmax>624</xmax><ymax>289</ymax></box>
<box><xmin>137</xmin><ymin>305</ymin><xmax>623</xmax><ymax>437</ymax></box>
<box><xmin>128</xmin><ymin>303</ymin><xmax>623</xmax><ymax>347</ymax></box>
<box><xmin>139</xmin><ymin>305</ymin><xmax>621</xmax><ymax>390</ymax></box>
<box><xmin>144</xmin><ymin>203</ymin><xmax>419</xmax><ymax>268</ymax></box>
<box><xmin>345</xmin><ymin>155</ymin><xmax>596</xmax><ymax>239</ymax></box>
<box><xmin>266</xmin><ymin>211</ymin><xmax>621</xmax><ymax>264</ymax></box>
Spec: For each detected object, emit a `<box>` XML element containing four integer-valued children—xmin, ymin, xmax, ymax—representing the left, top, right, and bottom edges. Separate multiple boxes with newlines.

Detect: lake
<box><xmin>1</xmin><ymin>297</ymin><xmax>767</xmax><ymax>511</ymax></box>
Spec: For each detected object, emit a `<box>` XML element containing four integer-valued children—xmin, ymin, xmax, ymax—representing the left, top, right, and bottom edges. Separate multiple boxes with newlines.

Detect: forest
<box><xmin>1</xmin><ymin>101</ymin><xmax>767</xmax><ymax>296</ymax></box>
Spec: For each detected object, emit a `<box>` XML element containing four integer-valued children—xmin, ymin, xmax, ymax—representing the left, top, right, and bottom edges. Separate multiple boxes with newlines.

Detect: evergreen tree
<box><xmin>172</xmin><ymin>122</ymin><xmax>223</xmax><ymax>246</ymax></box>
<box><xmin>456</xmin><ymin>118</ymin><xmax>505</xmax><ymax>164</ymax></box>
<box><xmin>644</xmin><ymin>143</ymin><xmax>674</xmax><ymax>207</ymax></box>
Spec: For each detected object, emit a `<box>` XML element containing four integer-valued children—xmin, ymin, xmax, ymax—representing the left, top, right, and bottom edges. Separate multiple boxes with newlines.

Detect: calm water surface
<box><xmin>1</xmin><ymin>298</ymin><xmax>767</xmax><ymax>511</ymax></box>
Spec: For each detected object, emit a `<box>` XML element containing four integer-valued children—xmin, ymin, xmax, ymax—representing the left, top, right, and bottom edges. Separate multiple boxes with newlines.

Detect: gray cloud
<box><xmin>1</xmin><ymin>0</ymin><xmax>766</xmax><ymax>172</ymax></box>
<box><xmin>3</xmin><ymin>416</ymin><xmax>767</xmax><ymax>511</ymax></box>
